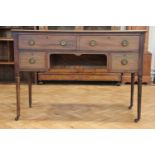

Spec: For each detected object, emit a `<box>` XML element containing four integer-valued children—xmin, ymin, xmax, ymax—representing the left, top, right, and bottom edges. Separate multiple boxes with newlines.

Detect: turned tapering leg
<box><xmin>15</xmin><ymin>75</ymin><xmax>20</xmax><ymax>121</ymax></box>
<box><xmin>28</xmin><ymin>72</ymin><xmax>32</xmax><ymax>108</ymax></box>
<box><xmin>129</xmin><ymin>73</ymin><xmax>135</xmax><ymax>109</ymax></box>
<box><xmin>134</xmin><ymin>75</ymin><xmax>142</xmax><ymax>122</ymax></box>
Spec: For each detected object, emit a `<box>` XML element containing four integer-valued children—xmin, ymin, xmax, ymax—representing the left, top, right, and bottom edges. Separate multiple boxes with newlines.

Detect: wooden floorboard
<box><xmin>0</xmin><ymin>83</ymin><xmax>155</xmax><ymax>128</ymax></box>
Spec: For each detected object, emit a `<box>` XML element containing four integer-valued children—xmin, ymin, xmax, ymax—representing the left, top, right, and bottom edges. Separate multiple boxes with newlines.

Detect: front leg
<box><xmin>128</xmin><ymin>73</ymin><xmax>135</xmax><ymax>109</ymax></box>
<box><xmin>134</xmin><ymin>75</ymin><xmax>142</xmax><ymax>122</ymax></box>
<box><xmin>28</xmin><ymin>72</ymin><xmax>32</xmax><ymax>108</ymax></box>
<box><xmin>15</xmin><ymin>75</ymin><xmax>20</xmax><ymax>121</ymax></box>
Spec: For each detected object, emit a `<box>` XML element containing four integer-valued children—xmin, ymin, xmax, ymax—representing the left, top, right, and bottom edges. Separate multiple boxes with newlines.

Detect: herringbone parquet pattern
<box><xmin>0</xmin><ymin>83</ymin><xmax>155</xmax><ymax>128</ymax></box>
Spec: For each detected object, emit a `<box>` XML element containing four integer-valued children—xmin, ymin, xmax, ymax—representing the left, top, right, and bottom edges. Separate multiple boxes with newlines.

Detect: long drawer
<box><xmin>79</xmin><ymin>35</ymin><xmax>140</xmax><ymax>51</ymax></box>
<box><xmin>18</xmin><ymin>34</ymin><xmax>77</xmax><ymax>50</ymax></box>
<box><xmin>18</xmin><ymin>34</ymin><xmax>140</xmax><ymax>52</ymax></box>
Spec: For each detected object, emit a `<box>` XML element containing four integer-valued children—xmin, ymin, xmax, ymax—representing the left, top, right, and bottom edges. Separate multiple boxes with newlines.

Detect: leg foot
<box><xmin>134</xmin><ymin>118</ymin><xmax>140</xmax><ymax>123</ymax></box>
<box><xmin>128</xmin><ymin>105</ymin><xmax>133</xmax><ymax>109</ymax></box>
<box><xmin>15</xmin><ymin>115</ymin><xmax>20</xmax><ymax>121</ymax></box>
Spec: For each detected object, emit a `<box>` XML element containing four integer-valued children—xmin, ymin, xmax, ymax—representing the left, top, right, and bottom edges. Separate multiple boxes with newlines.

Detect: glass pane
<box><xmin>84</xmin><ymin>26</ymin><xmax>112</xmax><ymax>30</ymax></box>
<box><xmin>48</xmin><ymin>26</ymin><xmax>75</xmax><ymax>30</ymax></box>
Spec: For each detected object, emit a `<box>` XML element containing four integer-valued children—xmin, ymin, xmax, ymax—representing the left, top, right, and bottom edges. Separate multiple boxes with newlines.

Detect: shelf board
<box><xmin>0</xmin><ymin>38</ymin><xmax>14</xmax><ymax>41</ymax></box>
<box><xmin>0</xmin><ymin>61</ymin><xmax>14</xmax><ymax>65</ymax></box>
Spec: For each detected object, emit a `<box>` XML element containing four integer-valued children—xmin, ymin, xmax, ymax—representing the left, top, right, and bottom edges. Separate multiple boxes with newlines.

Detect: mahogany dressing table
<box><xmin>12</xmin><ymin>30</ymin><xmax>145</xmax><ymax>122</ymax></box>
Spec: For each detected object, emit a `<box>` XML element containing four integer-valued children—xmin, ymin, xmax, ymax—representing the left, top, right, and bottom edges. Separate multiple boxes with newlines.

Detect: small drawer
<box><xmin>18</xmin><ymin>34</ymin><xmax>77</xmax><ymax>50</ymax></box>
<box><xmin>19</xmin><ymin>52</ymin><xmax>47</xmax><ymax>71</ymax></box>
<box><xmin>79</xmin><ymin>35</ymin><xmax>139</xmax><ymax>51</ymax></box>
<box><xmin>111</xmin><ymin>53</ymin><xmax>138</xmax><ymax>72</ymax></box>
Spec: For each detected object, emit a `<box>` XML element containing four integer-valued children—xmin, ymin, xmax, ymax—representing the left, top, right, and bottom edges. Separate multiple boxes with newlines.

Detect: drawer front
<box><xmin>79</xmin><ymin>36</ymin><xmax>139</xmax><ymax>51</ymax></box>
<box><xmin>19</xmin><ymin>52</ymin><xmax>47</xmax><ymax>71</ymax></box>
<box><xmin>111</xmin><ymin>53</ymin><xmax>138</xmax><ymax>72</ymax></box>
<box><xmin>18</xmin><ymin>34</ymin><xmax>77</xmax><ymax>50</ymax></box>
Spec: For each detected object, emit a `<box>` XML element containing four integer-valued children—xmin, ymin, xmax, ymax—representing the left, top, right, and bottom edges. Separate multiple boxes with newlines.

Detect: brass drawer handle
<box><xmin>121</xmin><ymin>40</ymin><xmax>128</xmax><ymax>47</ymax></box>
<box><xmin>60</xmin><ymin>40</ymin><xmax>67</xmax><ymax>46</ymax></box>
<box><xmin>89</xmin><ymin>40</ymin><xmax>97</xmax><ymax>47</ymax></box>
<box><xmin>28</xmin><ymin>40</ymin><xmax>35</xmax><ymax>46</ymax></box>
<box><xmin>29</xmin><ymin>58</ymin><xmax>36</xmax><ymax>64</ymax></box>
<box><xmin>121</xmin><ymin>59</ymin><xmax>128</xmax><ymax>65</ymax></box>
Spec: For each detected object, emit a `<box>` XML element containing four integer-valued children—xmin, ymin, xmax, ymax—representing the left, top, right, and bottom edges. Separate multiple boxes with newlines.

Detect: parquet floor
<box><xmin>0</xmin><ymin>83</ymin><xmax>155</xmax><ymax>128</ymax></box>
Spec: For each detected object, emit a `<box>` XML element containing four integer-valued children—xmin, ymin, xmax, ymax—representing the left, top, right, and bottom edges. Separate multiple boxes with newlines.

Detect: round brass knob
<box><xmin>60</xmin><ymin>40</ymin><xmax>67</xmax><ymax>46</ymax></box>
<box><xmin>121</xmin><ymin>40</ymin><xmax>128</xmax><ymax>47</ymax></box>
<box><xmin>29</xmin><ymin>58</ymin><xmax>36</xmax><ymax>64</ymax></box>
<box><xmin>89</xmin><ymin>40</ymin><xmax>97</xmax><ymax>47</ymax></box>
<box><xmin>28</xmin><ymin>40</ymin><xmax>35</xmax><ymax>46</ymax></box>
<box><xmin>121</xmin><ymin>59</ymin><xmax>128</xmax><ymax>65</ymax></box>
